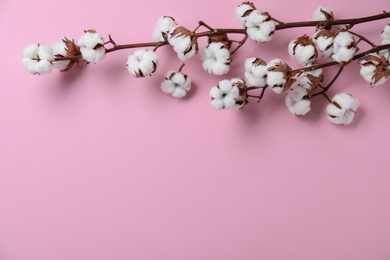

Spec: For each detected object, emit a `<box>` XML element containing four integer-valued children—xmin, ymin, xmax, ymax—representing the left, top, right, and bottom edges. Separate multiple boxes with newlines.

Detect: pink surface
<box><xmin>1</xmin><ymin>0</ymin><xmax>390</xmax><ymax>259</ymax></box>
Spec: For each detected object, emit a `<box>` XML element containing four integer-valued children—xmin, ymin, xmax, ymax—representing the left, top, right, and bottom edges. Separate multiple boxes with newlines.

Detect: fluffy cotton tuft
<box><xmin>77</xmin><ymin>30</ymin><xmax>106</xmax><ymax>63</ymax></box>
<box><xmin>22</xmin><ymin>43</ymin><xmax>54</xmax><ymax>75</ymax></box>
<box><xmin>285</xmin><ymin>86</ymin><xmax>311</xmax><ymax>116</ymax></box>
<box><xmin>266</xmin><ymin>59</ymin><xmax>294</xmax><ymax>94</ymax></box>
<box><xmin>297</xmin><ymin>68</ymin><xmax>323</xmax><ymax>90</ymax></box>
<box><xmin>244</xmin><ymin>57</ymin><xmax>268</xmax><ymax>87</ymax></box>
<box><xmin>359</xmin><ymin>53</ymin><xmax>390</xmax><ymax>86</ymax></box>
<box><xmin>210</xmin><ymin>78</ymin><xmax>246</xmax><ymax>110</ymax></box>
<box><xmin>326</xmin><ymin>93</ymin><xmax>359</xmax><ymax>125</ymax></box>
<box><xmin>236</xmin><ymin>2</ymin><xmax>257</xmax><ymax>27</ymax></box>
<box><xmin>201</xmin><ymin>42</ymin><xmax>231</xmax><ymax>75</ymax></box>
<box><xmin>331</xmin><ymin>31</ymin><xmax>358</xmax><ymax>63</ymax></box>
<box><xmin>313</xmin><ymin>29</ymin><xmax>335</xmax><ymax>58</ymax></box>
<box><xmin>126</xmin><ymin>49</ymin><xmax>158</xmax><ymax>77</ymax></box>
<box><xmin>313</xmin><ymin>6</ymin><xmax>334</xmax><ymax>21</ymax></box>
<box><xmin>153</xmin><ymin>16</ymin><xmax>178</xmax><ymax>42</ymax></box>
<box><xmin>245</xmin><ymin>10</ymin><xmax>275</xmax><ymax>42</ymax></box>
<box><xmin>381</xmin><ymin>24</ymin><xmax>390</xmax><ymax>45</ymax></box>
<box><xmin>168</xmin><ymin>26</ymin><xmax>197</xmax><ymax>61</ymax></box>
<box><xmin>160</xmin><ymin>70</ymin><xmax>191</xmax><ymax>98</ymax></box>
<box><xmin>288</xmin><ymin>35</ymin><xmax>318</xmax><ymax>65</ymax></box>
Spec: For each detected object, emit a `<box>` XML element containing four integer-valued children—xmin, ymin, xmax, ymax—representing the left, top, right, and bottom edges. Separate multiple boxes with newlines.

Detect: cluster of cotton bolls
<box><xmin>22</xmin><ymin>30</ymin><xmax>106</xmax><ymax>75</ymax></box>
<box><xmin>290</xmin><ymin>7</ymin><xmax>359</xmax><ymax>65</ymax></box>
<box><xmin>236</xmin><ymin>2</ymin><xmax>276</xmax><ymax>42</ymax></box>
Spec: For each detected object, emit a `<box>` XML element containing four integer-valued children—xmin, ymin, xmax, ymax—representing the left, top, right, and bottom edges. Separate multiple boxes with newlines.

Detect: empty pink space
<box><xmin>1</xmin><ymin>0</ymin><xmax>390</xmax><ymax>259</ymax></box>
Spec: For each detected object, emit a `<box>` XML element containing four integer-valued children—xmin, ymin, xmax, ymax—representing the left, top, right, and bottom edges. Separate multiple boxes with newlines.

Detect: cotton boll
<box><xmin>326</xmin><ymin>93</ymin><xmax>359</xmax><ymax>125</ymax></box>
<box><xmin>288</xmin><ymin>36</ymin><xmax>318</xmax><ymax>65</ymax></box>
<box><xmin>244</xmin><ymin>57</ymin><xmax>267</xmax><ymax>87</ymax></box>
<box><xmin>381</xmin><ymin>24</ymin><xmax>390</xmax><ymax>41</ymax></box>
<box><xmin>313</xmin><ymin>6</ymin><xmax>333</xmax><ymax>21</ymax></box>
<box><xmin>285</xmin><ymin>86</ymin><xmax>311</xmax><ymax>116</ymax></box>
<box><xmin>168</xmin><ymin>26</ymin><xmax>197</xmax><ymax>61</ymax></box>
<box><xmin>160</xmin><ymin>70</ymin><xmax>191</xmax><ymax>98</ymax></box>
<box><xmin>78</xmin><ymin>30</ymin><xmax>106</xmax><ymax>63</ymax></box>
<box><xmin>153</xmin><ymin>16</ymin><xmax>178</xmax><ymax>42</ymax></box>
<box><xmin>127</xmin><ymin>49</ymin><xmax>158</xmax><ymax>77</ymax></box>
<box><xmin>210</xmin><ymin>78</ymin><xmax>245</xmax><ymax>110</ymax></box>
<box><xmin>266</xmin><ymin>59</ymin><xmax>289</xmax><ymax>94</ymax></box>
<box><xmin>313</xmin><ymin>29</ymin><xmax>335</xmax><ymax>58</ymax></box>
<box><xmin>245</xmin><ymin>10</ymin><xmax>275</xmax><ymax>42</ymax></box>
<box><xmin>236</xmin><ymin>2</ymin><xmax>256</xmax><ymax>27</ymax></box>
<box><xmin>78</xmin><ymin>30</ymin><xmax>104</xmax><ymax>49</ymax></box>
<box><xmin>297</xmin><ymin>68</ymin><xmax>323</xmax><ymax>90</ymax></box>
<box><xmin>22</xmin><ymin>43</ymin><xmax>54</xmax><ymax>75</ymax></box>
<box><xmin>331</xmin><ymin>31</ymin><xmax>357</xmax><ymax>63</ymax></box>
<box><xmin>201</xmin><ymin>42</ymin><xmax>231</xmax><ymax>75</ymax></box>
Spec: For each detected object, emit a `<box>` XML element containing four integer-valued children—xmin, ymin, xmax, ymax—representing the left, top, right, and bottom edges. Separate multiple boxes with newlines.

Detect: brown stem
<box><xmin>349</xmin><ymin>31</ymin><xmax>376</xmax><ymax>47</ymax></box>
<box><xmin>312</xmin><ymin>66</ymin><xmax>345</xmax><ymax>97</ymax></box>
<box><xmin>275</xmin><ymin>11</ymin><xmax>390</xmax><ymax>30</ymax></box>
<box><xmin>292</xmin><ymin>43</ymin><xmax>390</xmax><ymax>74</ymax></box>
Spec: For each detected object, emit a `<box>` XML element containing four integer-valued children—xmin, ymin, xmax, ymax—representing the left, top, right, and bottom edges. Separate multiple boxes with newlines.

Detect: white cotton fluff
<box><xmin>244</xmin><ymin>57</ymin><xmax>267</xmax><ymax>87</ymax></box>
<box><xmin>313</xmin><ymin>30</ymin><xmax>334</xmax><ymax>58</ymax></box>
<box><xmin>52</xmin><ymin>37</ymin><xmax>73</xmax><ymax>71</ymax></box>
<box><xmin>285</xmin><ymin>86</ymin><xmax>311</xmax><ymax>116</ymax></box>
<box><xmin>126</xmin><ymin>49</ymin><xmax>158</xmax><ymax>77</ymax></box>
<box><xmin>326</xmin><ymin>93</ymin><xmax>359</xmax><ymax>125</ymax></box>
<box><xmin>236</xmin><ymin>2</ymin><xmax>256</xmax><ymax>27</ymax></box>
<box><xmin>331</xmin><ymin>31</ymin><xmax>357</xmax><ymax>63</ymax></box>
<box><xmin>201</xmin><ymin>42</ymin><xmax>231</xmax><ymax>75</ymax></box>
<box><xmin>22</xmin><ymin>43</ymin><xmax>54</xmax><ymax>75</ymax></box>
<box><xmin>168</xmin><ymin>27</ymin><xmax>197</xmax><ymax>61</ymax></box>
<box><xmin>266</xmin><ymin>59</ymin><xmax>287</xmax><ymax>94</ymax></box>
<box><xmin>297</xmin><ymin>68</ymin><xmax>323</xmax><ymax>90</ymax></box>
<box><xmin>153</xmin><ymin>16</ymin><xmax>178</xmax><ymax>42</ymax></box>
<box><xmin>77</xmin><ymin>30</ymin><xmax>106</xmax><ymax>63</ymax></box>
<box><xmin>160</xmin><ymin>70</ymin><xmax>191</xmax><ymax>98</ymax></box>
<box><xmin>381</xmin><ymin>24</ymin><xmax>390</xmax><ymax>41</ymax></box>
<box><xmin>245</xmin><ymin>10</ymin><xmax>275</xmax><ymax>43</ymax></box>
<box><xmin>359</xmin><ymin>53</ymin><xmax>389</xmax><ymax>86</ymax></box>
<box><xmin>313</xmin><ymin>6</ymin><xmax>333</xmax><ymax>21</ymax></box>
<box><xmin>288</xmin><ymin>38</ymin><xmax>317</xmax><ymax>66</ymax></box>
<box><xmin>210</xmin><ymin>78</ymin><xmax>242</xmax><ymax>110</ymax></box>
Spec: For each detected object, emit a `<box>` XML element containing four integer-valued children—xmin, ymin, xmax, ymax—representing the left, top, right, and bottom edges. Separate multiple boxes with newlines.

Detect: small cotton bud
<box><xmin>288</xmin><ymin>35</ymin><xmax>318</xmax><ymax>66</ymax></box>
<box><xmin>285</xmin><ymin>86</ymin><xmax>311</xmax><ymax>116</ymax></box>
<box><xmin>326</xmin><ymin>93</ymin><xmax>359</xmax><ymax>125</ymax></box>
<box><xmin>160</xmin><ymin>70</ymin><xmax>191</xmax><ymax>98</ymax></box>
<box><xmin>127</xmin><ymin>49</ymin><xmax>158</xmax><ymax>77</ymax></box>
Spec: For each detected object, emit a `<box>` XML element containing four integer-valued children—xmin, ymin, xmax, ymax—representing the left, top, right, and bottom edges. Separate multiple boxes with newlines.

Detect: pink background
<box><xmin>1</xmin><ymin>0</ymin><xmax>390</xmax><ymax>259</ymax></box>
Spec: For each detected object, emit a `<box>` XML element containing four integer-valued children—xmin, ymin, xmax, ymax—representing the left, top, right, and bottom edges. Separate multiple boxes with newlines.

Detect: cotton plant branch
<box><xmin>22</xmin><ymin>2</ymin><xmax>390</xmax><ymax>125</ymax></box>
